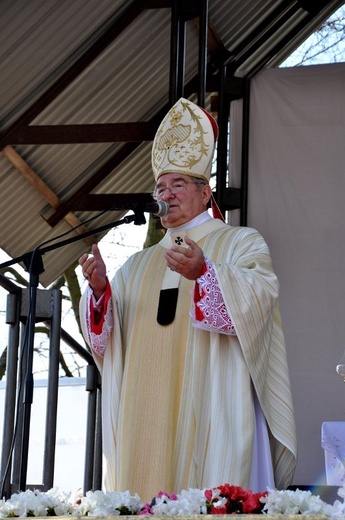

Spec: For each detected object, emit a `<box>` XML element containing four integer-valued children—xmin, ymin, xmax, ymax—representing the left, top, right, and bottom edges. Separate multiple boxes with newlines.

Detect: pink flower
<box><xmin>204</xmin><ymin>489</ymin><xmax>213</xmax><ymax>502</ymax></box>
<box><xmin>156</xmin><ymin>491</ymin><xmax>177</xmax><ymax>501</ymax></box>
<box><xmin>139</xmin><ymin>504</ymin><xmax>153</xmax><ymax>515</ymax></box>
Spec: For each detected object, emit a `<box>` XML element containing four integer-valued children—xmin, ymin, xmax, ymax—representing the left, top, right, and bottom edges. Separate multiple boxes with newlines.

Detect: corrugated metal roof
<box><xmin>0</xmin><ymin>0</ymin><xmax>343</xmax><ymax>285</ymax></box>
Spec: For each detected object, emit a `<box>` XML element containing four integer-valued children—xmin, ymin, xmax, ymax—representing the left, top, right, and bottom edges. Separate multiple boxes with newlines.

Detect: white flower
<box><xmin>337</xmin><ymin>485</ymin><xmax>345</xmax><ymax>500</ymax></box>
<box><xmin>151</xmin><ymin>488</ymin><xmax>207</xmax><ymax>516</ymax></box>
<box><xmin>0</xmin><ymin>488</ymin><xmax>73</xmax><ymax>518</ymax></box>
<box><xmin>76</xmin><ymin>489</ymin><xmax>142</xmax><ymax>517</ymax></box>
<box><xmin>260</xmin><ymin>487</ymin><xmax>345</xmax><ymax>517</ymax></box>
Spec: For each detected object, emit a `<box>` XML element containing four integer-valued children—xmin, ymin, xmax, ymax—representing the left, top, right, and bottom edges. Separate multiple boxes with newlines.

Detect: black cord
<box><xmin>35</xmin><ymin>206</ymin><xmax>112</xmax><ymax>252</ymax></box>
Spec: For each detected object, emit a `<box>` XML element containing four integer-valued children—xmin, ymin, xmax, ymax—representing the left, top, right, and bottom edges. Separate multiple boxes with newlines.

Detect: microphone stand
<box><xmin>0</xmin><ymin>208</ymin><xmax>146</xmax><ymax>491</ymax></box>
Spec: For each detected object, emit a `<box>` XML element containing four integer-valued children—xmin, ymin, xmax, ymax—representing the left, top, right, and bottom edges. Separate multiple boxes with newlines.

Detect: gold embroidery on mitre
<box><xmin>152</xmin><ymin>99</ymin><xmax>214</xmax><ymax>180</ymax></box>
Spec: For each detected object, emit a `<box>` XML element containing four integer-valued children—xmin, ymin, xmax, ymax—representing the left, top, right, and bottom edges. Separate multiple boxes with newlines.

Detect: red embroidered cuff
<box><xmin>90</xmin><ymin>278</ymin><xmax>111</xmax><ymax>334</ymax></box>
<box><xmin>194</xmin><ymin>261</ymin><xmax>207</xmax><ymax>322</ymax></box>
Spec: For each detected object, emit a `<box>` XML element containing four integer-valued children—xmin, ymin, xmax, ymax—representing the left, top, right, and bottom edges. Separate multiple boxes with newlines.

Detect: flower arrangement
<box><xmin>1</xmin><ymin>484</ymin><xmax>345</xmax><ymax>517</ymax></box>
<box><xmin>138</xmin><ymin>485</ymin><xmax>267</xmax><ymax>516</ymax></box>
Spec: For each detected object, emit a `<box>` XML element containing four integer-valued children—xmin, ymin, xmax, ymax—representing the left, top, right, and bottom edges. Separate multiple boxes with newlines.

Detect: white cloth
<box><xmin>230</xmin><ymin>64</ymin><xmax>345</xmax><ymax>485</ymax></box>
<box><xmin>321</xmin><ymin>421</ymin><xmax>345</xmax><ymax>486</ymax></box>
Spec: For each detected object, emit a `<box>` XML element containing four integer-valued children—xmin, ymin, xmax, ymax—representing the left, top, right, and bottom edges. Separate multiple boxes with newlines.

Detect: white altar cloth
<box><xmin>321</xmin><ymin>421</ymin><xmax>345</xmax><ymax>486</ymax></box>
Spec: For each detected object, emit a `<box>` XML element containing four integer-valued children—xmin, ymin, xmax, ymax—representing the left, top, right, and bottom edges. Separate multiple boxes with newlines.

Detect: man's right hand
<box><xmin>79</xmin><ymin>243</ymin><xmax>107</xmax><ymax>300</ymax></box>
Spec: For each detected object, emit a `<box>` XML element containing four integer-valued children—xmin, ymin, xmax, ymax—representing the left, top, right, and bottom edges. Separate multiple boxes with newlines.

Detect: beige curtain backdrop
<box><xmin>230</xmin><ymin>62</ymin><xmax>345</xmax><ymax>486</ymax></box>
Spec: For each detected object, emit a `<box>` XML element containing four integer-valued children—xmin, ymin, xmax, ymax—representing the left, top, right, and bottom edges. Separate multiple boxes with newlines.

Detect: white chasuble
<box><xmin>80</xmin><ymin>219</ymin><xmax>297</xmax><ymax>501</ymax></box>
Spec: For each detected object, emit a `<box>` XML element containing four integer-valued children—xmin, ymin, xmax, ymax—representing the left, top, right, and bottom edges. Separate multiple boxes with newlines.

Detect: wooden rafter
<box><xmin>1</xmin><ymin>146</ymin><xmax>95</xmax><ymax>246</ymax></box>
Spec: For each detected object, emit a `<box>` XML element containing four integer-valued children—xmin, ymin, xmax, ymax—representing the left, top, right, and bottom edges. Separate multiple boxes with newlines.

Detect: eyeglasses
<box><xmin>153</xmin><ymin>179</ymin><xmax>205</xmax><ymax>200</ymax></box>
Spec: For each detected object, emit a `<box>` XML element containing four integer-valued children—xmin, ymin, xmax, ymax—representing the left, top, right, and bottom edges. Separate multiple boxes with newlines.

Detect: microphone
<box><xmin>111</xmin><ymin>200</ymin><xmax>169</xmax><ymax>217</ymax></box>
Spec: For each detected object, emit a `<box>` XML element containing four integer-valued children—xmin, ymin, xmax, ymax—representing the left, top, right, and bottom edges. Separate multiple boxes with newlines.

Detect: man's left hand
<box><xmin>164</xmin><ymin>236</ymin><xmax>205</xmax><ymax>280</ymax></box>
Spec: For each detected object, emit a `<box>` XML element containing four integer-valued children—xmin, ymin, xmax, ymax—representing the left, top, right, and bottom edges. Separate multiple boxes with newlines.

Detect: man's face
<box><xmin>154</xmin><ymin>173</ymin><xmax>211</xmax><ymax>228</ymax></box>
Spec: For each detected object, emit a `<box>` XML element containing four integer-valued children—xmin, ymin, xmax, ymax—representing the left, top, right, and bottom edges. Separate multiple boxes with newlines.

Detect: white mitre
<box><xmin>151</xmin><ymin>97</ymin><xmax>218</xmax><ymax>183</ymax></box>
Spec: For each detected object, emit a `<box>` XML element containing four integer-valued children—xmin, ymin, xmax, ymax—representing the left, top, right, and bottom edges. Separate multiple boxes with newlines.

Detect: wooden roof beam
<box><xmin>1</xmin><ymin>146</ymin><xmax>95</xmax><ymax>245</ymax></box>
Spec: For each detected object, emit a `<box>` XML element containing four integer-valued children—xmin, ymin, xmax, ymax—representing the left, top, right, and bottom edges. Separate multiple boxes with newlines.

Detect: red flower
<box><xmin>244</xmin><ymin>491</ymin><xmax>268</xmax><ymax>514</ymax></box>
<box><xmin>211</xmin><ymin>506</ymin><xmax>227</xmax><ymax>514</ymax></box>
<box><xmin>220</xmin><ymin>484</ymin><xmax>250</xmax><ymax>502</ymax></box>
<box><xmin>142</xmin><ymin>483</ymin><xmax>267</xmax><ymax>516</ymax></box>
<box><xmin>207</xmin><ymin>484</ymin><xmax>267</xmax><ymax>515</ymax></box>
